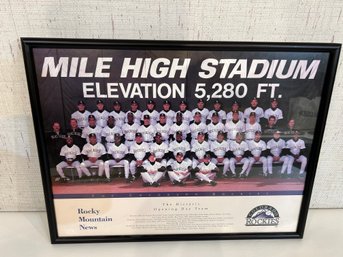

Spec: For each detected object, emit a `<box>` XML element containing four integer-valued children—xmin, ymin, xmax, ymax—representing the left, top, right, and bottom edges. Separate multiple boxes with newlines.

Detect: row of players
<box><xmin>71</xmin><ymin>97</ymin><xmax>284</xmax><ymax>129</ymax></box>
<box><xmin>55</xmin><ymin>129</ymin><xmax>307</xmax><ymax>186</ymax></box>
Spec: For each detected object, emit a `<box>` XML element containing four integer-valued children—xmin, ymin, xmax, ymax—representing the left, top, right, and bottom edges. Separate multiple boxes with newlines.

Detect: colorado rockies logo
<box><xmin>245</xmin><ymin>205</ymin><xmax>279</xmax><ymax>226</ymax></box>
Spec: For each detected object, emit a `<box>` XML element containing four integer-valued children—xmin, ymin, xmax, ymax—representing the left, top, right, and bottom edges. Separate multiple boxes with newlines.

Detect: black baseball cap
<box><xmin>212</xmin><ymin>112</ymin><xmax>219</xmax><ymax>117</ymax></box>
<box><xmin>88</xmin><ymin>115</ymin><xmax>95</xmax><ymax>120</ymax></box>
<box><xmin>147</xmin><ymin>100</ymin><xmax>155</xmax><ymax>105</ymax></box>
<box><xmin>194</xmin><ymin>111</ymin><xmax>201</xmax><ymax>116</ymax></box>
<box><xmin>113</xmin><ymin>101</ymin><xmax>121</xmax><ymax>106</ymax></box>
<box><xmin>135</xmin><ymin>132</ymin><xmax>142</xmax><ymax>137</ymax></box>
<box><xmin>96</xmin><ymin>100</ymin><xmax>104</xmax><ymax>104</ymax></box>
<box><xmin>155</xmin><ymin>132</ymin><xmax>162</xmax><ymax>137</ymax></box>
<box><xmin>88</xmin><ymin>133</ymin><xmax>96</xmax><ymax>138</ymax></box>
<box><xmin>114</xmin><ymin>133</ymin><xmax>121</xmax><ymax>138</ymax></box>
<box><xmin>271</xmin><ymin>98</ymin><xmax>278</xmax><ymax>102</ymax></box>
<box><xmin>176</xmin><ymin>152</ymin><xmax>184</xmax><ymax>157</ymax></box>
<box><xmin>179</xmin><ymin>100</ymin><xmax>187</xmax><ymax>105</ymax></box>
<box><xmin>214</xmin><ymin>100</ymin><xmax>221</xmax><ymax>104</ymax></box>
<box><xmin>131</xmin><ymin>100</ymin><xmax>138</xmax><ymax>104</ymax></box>
<box><xmin>107</xmin><ymin>115</ymin><xmax>114</xmax><ymax>119</ymax></box>
<box><xmin>143</xmin><ymin>114</ymin><xmax>150</xmax><ymax>119</ymax></box>
<box><xmin>198</xmin><ymin>99</ymin><xmax>204</xmax><ymax>103</ymax></box>
<box><xmin>249</xmin><ymin>112</ymin><xmax>256</xmax><ymax>117</ymax></box>
<box><xmin>255</xmin><ymin>130</ymin><xmax>262</xmax><ymax>135</ymax></box>
<box><xmin>163</xmin><ymin>100</ymin><xmax>171</xmax><ymax>105</ymax></box>
<box><xmin>232</xmin><ymin>101</ymin><xmax>239</xmax><ymax>106</ymax></box>
<box><xmin>127</xmin><ymin>112</ymin><xmax>134</xmax><ymax>117</ymax></box>
<box><xmin>176</xmin><ymin>112</ymin><xmax>183</xmax><ymax>117</ymax></box>
<box><xmin>218</xmin><ymin>131</ymin><xmax>225</xmax><ymax>135</ymax></box>
<box><xmin>77</xmin><ymin>100</ymin><xmax>85</xmax><ymax>105</ymax></box>
<box><xmin>159</xmin><ymin>113</ymin><xmax>166</xmax><ymax>117</ymax></box>
<box><xmin>197</xmin><ymin>132</ymin><xmax>205</xmax><ymax>136</ymax></box>
<box><xmin>204</xmin><ymin>153</ymin><xmax>211</xmax><ymax>159</ymax></box>
<box><xmin>176</xmin><ymin>131</ymin><xmax>183</xmax><ymax>136</ymax></box>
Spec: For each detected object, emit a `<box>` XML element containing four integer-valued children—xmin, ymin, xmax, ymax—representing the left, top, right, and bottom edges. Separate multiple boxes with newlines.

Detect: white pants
<box><xmin>195</xmin><ymin>172</ymin><xmax>215</xmax><ymax>182</ymax></box>
<box><xmin>212</xmin><ymin>158</ymin><xmax>230</xmax><ymax>175</ymax></box>
<box><xmin>168</xmin><ymin>171</ymin><xmax>190</xmax><ymax>183</ymax></box>
<box><xmin>104</xmin><ymin>159</ymin><xmax>130</xmax><ymax>179</ymax></box>
<box><xmin>80</xmin><ymin>160</ymin><xmax>104</xmax><ymax>177</ymax></box>
<box><xmin>141</xmin><ymin>171</ymin><xmax>163</xmax><ymax>184</ymax></box>
<box><xmin>129</xmin><ymin>160</ymin><xmax>144</xmax><ymax>175</ymax></box>
<box><xmin>56</xmin><ymin>161</ymin><xmax>84</xmax><ymax>178</ymax></box>
<box><xmin>287</xmin><ymin>155</ymin><xmax>307</xmax><ymax>174</ymax></box>
<box><xmin>229</xmin><ymin>157</ymin><xmax>249</xmax><ymax>175</ymax></box>
<box><xmin>248</xmin><ymin>156</ymin><xmax>267</xmax><ymax>176</ymax></box>
<box><xmin>267</xmin><ymin>156</ymin><xmax>289</xmax><ymax>174</ymax></box>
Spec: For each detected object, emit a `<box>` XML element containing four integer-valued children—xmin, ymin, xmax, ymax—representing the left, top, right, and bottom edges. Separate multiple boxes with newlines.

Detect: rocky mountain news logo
<box><xmin>246</xmin><ymin>205</ymin><xmax>280</xmax><ymax>226</ymax></box>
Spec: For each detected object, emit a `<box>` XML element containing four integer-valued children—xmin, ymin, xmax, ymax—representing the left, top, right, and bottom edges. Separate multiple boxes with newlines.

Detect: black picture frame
<box><xmin>21</xmin><ymin>38</ymin><xmax>340</xmax><ymax>244</ymax></box>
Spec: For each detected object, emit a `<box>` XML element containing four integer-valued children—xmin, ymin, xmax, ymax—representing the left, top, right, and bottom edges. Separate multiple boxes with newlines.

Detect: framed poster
<box><xmin>21</xmin><ymin>38</ymin><xmax>340</xmax><ymax>243</ymax></box>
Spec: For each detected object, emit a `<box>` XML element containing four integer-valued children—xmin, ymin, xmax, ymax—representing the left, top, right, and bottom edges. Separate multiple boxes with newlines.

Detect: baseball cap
<box><xmin>147</xmin><ymin>100</ymin><xmax>155</xmax><ymax>105</ymax></box>
<box><xmin>179</xmin><ymin>100</ymin><xmax>187</xmax><ymax>105</ymax></box>
<box><xmin>232</xmin><ymin>110</ymin><xmax>239</xmax><ymax>114</ymax></box>
<box><xmin>176</xmin><ymin>131</ymin><xmax>183</xmax><ymax>136</ymax></box>
<box><xmin>255</xmin><ymin>130</ymin><xmax>262</xmax><ymax>135</ymax></box>
<box><xmin>214</xmin><ymin>100</ymin><xmax>221</xmax><ymax>104</ymax></box>
<box><xmin>163</xmin><ymin>100</ymin><xmax>171</xmax><ymax>105</ymax></box>
<box><xmin>88</xmin><ymin>114</ymin><xmax>95</xmax><ymax>120</ymax></box>
<box><xmin>113</xmin><ymin>101</ymin><xmax>121</xmax><ymax>106</ymax></box>
<box><xmin>143</xmin><ymin>114</ymin><xmax>150</xmax><ymax>119</ymax></box>
<box><xmin>155</xmin><ymin>132</ymin><xmax>162</xmax><ymax>137</ymax></box>
<box><xmin>114</xmin><ymin>133</ymin><xmax>121</xmax><ymax>138</ymax></box>
<box><xmin>204</xmin><ymin>153</ymin><xmax>211</xmax><ymax>159</ymax></box>
<box><xmin>252</xmin><ymin>97</ymin><xmax>258</xmax><ymax>101</ymax></box>
<box><xmin>176</xmin><ymin>112</ymin><xmax>183</xmax><ymax>117</ymax></box>
<box><xmin>159</xmin><ymin>113</ymin><xmax>166</xmax><ymax>117</ymax></box>
<box><xmin>96</xmin><ymin>100</ymin><xmax>104</xmax><ymax>104</ymax></box>
<box><xmin>212</xmin><ymin>112</ymin><xmax>219</xmax><ymax>117</ymax></box>
<box><xmin>107</xmin><ymin>115</ymin><xmax>114</xmax><ymax>119</ymax></box>
<box><xmin>271</xmin><ymin>98</ymin><xmax>278</xmax><ymax>102</ymax></box>
<box><xmin>77</xmin><ymin>100</ymin><xmax>85</xmax><ymax>105</ymax></box>
<box><xmin>232</xmin><ymin>101</ymin><xmax>239</xmax><ymax>106</ymax></box>
<box><xmin>88</xmin><ymin>133</ymin><xmax>96</xmax><ymax>138</ymax></box>
<box><xmin>218</xmin><ymin>131</ymin><xmax>225</xmax><ymax>135</ymax></box>
<box><xmin>176</xmin><ymin>152</ymin><xmax>184</xmax><ymax>157</ymax></box>
<box><xmin>197</xmin><ymin>132</ymin><xmax>205</xmax><ymax>136</ymax></box>
<box><xmin>135</xmin><ymin>132</ymin><xmax>142</xmax><ymax>137</ymax></box>
<box><xmin>194</xmin><ymin>111</ymin><xmax>201</xmax><ymax>116</ymax></box>
<box><xmin>198</xmin><ymin>99</ymin><xmax>204</xmax><ymax>103</ymax></box>
<box><xmin>127</xmin><ymin>112</ymin><xmax>134</xmax><ymax>117</ymax></box>
<box><xmin>249</xmin><ymin>112</ymin><xmax>256</xmax><ymax>117</ymax></box>
<box><xmin>131</xmin><ymin>100</ymin><xmax>138</xmax><ymax>104</ymax></box>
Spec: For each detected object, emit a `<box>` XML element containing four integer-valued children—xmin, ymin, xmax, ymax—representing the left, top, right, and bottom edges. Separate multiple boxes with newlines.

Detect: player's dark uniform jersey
<box><xmin>66</xmin><ymin>128</ymin><xmax>85</xmax><ymax>149</ymax></box>
<box><xmin>46</xmin><ymin>131</ymin><xmax>66</xmax><ymax>166</ymax></box>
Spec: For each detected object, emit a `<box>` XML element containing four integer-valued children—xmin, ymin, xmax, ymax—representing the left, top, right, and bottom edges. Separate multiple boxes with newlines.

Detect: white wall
<box><xmin>0</xmin><ymin>0</ymin><xmax>342</xmax><ymax>211</ymax></box>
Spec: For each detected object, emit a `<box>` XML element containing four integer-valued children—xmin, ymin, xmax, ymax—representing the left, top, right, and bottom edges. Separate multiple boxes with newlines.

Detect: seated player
<box><xmin>141</xmin><ymin>100</ymin><xmax>159</xmax><ymax>126</ymax></box>
<box><xmin>104</xmin><ymin>133</ymin><xmax>130</xmax><ymax>183</ymax></box>
<box><xmin>160</xmin><ymin>100</ymin><xmax>175</xmax><ymax>126</ymax></box>
<box><xmin>264</xmin><ymin>99</ymin><xmax>283</xmax><ymax>125</ymax></box>
<box><xmin>101</xmin><ymin>115</ymin><xmax>122</xmax><ymax>149</ymax></box>
<box><xmin>192</xmin><ymin>99</ymin><xmax>209</xmax><ymax>123</ymax></box>
<box><xmin>286</xmin><ymin>131</ymin><xmax>307</xmax><ymax>177</ymax></box>
<box><xmin>226</xmin><ymin>101</ymin><xmax>244</xmax><ymax>122</ymax></box>
<box><xmin>109</xmin><ymin>101</ymin><xmax>126</xmax><ymax>128</ymax></box>
<box><xmin>155</xmin><ymin>113</ymin><xmax>171</xmax><ymax>143</ymax></box>
<box><xmin>245</xmin><ymin>112</ymin><xmax>261</xmax><ymax>141</ymax></box>
<box><xmin>71</xmin><ymin>100</ymin><xmax>91</xmax><ymax>129</ymax></box>
<box><xmin>150</xmin><ymin>132</ymin><xmax>169</xmax><ymax>167</ymax></box>
<box><xmin>169</xmin><ymin>112</ymin><xmax>191</xmax><ymax>142</ymax></box>
<box><xmin>168</xmin><ymin>131</ymin><xmax>191</xmax><ymax>161</ymax></box>
<box><xmin>266</xmin><ymin>130</ymin><xmax>289</xmax><ymax>176</ymax></box>
<box><xmin>82</xmin><ymin>115</ymin><xmax>102</xmax><ymax>143</ymax></box>
<box><xmin>189</xmin><ymin>112</ymin><xmax>208</xmax><ymax>142</ymax></box>
<box><xmin>207</xmin><ymin>112</ymin><xmax>225</xmax><ymax>143</ymax></box>
<box><xmin>167</xmin><ymin>152</ymin><xmax>192</xmax><ymax>186</ymax></box>
<box><xmin>228</xmin><ymin>132</ymin><xmax>250</xmax><ymax>178</ymax></box>
<box><xmin>92</xmin><ymin>100</ymin><xmax>109</xmax><ymax>128</ymax></box>
<box><xmin>137</xmin><ymin>114</ymin><xmax>157</xmax><ymax>145</ymax></box>
<box><xmin>126</xmin><ymin>100</ymin><xmax>142</xmax><ymax>125</ymax></box>
<box><xmin>175</xmin><ymin>100</ymin><xmax>193</xmax><ymax>125</ymax></box>
<box><xmin>247</xmin><ymin>131</ymin><xmax>268</xmax><ymax>177</ymax></box>
<box><xmin>225</xmin><ymin>110</ymin><xmax>245</xmax><ymax>143</ymax></box>
<box><xmin>193</xmin><ymin>154</ymin><xmax>218</xmax><ymax>186</ymax></box>
<box><xmin>191</xmin><ymin>132</ymin><xmax>210</xmax><ymax>168</ymax></box>
<box><xmin>122</xmin><ymin>112</ymin><xmax>140</xmax><ymax>148</ymax></box>
<box><xmin>56</xmin><ymin>136</ymin><xmax>87</xmax><ymax>181</ymax></box>
<box><xmin>243</xmin><ymin>97</ymin><xmax>264</xmax><ymax>123</ymax></box>
<box><xmin>128</xmin><ymin>132</ymin><xmax>151</xmax><ymax>180</ymax></box>
<box><xmin>141</xmin><ymin>154</ymin><xmax>166</xmax><ymax>187</ymax></box>
<box><xmin>210</xmin><ymin>131</ymin><xmax>230</xmax><ymax>177</ymax></box>
<box><xmin>207</xmin><ymin>100</ymin><xmax>226</xmax><ymax>123</ymax></box>
<box><xmin>80</xmin><ymin>133</ymin><xmax>107</xmax><ymax>181</ymax></box>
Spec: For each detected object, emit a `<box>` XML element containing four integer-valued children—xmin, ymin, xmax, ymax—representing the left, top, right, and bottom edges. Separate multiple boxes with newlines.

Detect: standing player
<box><xmin>167</xmin><ymin>152</ymin><xmax>192</xmax><ymax>186</ymax></box>
<box><xmin>266</xmin><ymin>130</ymin><xmax>289</xmax><ymax>176</ymax></box>
<box><xmin>122</xmin><ymin>112</ymin><xmax>140</xmax><ymax>149</ymax></box>
<box><xmin>92</xmin><ymin>100</ymin><xmax>109</xmax><ymax>128</ymax></box>
<box><xmin>264</xmin><ymin>99</ymin><xmax>283</xmax><ymax>125</ymax></box>
<box><xmin>126</xmin><ymin>100</ymin><xmax>142</xmax><ymax>125</ymax></box>
<box><xmin>56</xmin><ymin>136</ymin><xmax>87</xmax><ymax>181</ymax></box>
<box><xmin>141</xmin><ymin>154</ymin><xmax>166</xmax><ymax>187</ymax></box>
<box><xmin>286</xmin><ymin>131</ymin><xmax>307</xmax><ymax>177</ymax></box>
<box><xmin>225</xmin><ymin>110</ymin><xmax>245</xmax><ymax>142</ymax></box>
<box><xmin>228</xmin><ymin>132</ymin><xmax>250</xmax><ymax>178</ymax></box>
<box><xmin>128</xmin><ymin>132</ymin><xmax>151</xmax><ymax>179</ymax></box>
<box><xmin>47</xmin><ymin>121</ymin><xmax>65</xmax><ymax>166</ymax></box>
<box><xmin>243</xmin><ymin>97</ymin><xmax>264</xmax><ymax>123</ymax></box>
<box><xmin>168</xmin><ymin>131</ymin><xmax>191</xmax><ymax>160</ymax></box>
<box><xmin>155</xmin><ymin>113</ymin><xmax>171</xmax><ymax>143</ymax></box>
<box><xmin>192</xmin><ymin>99</ymin><xmax>209</xmax><ymax>123</ymax></box>
<box><xmin>193</xmin><ymin>154</ymin><xmax>218</xmax><ymax>186</ymax></box>
<box><xmin>81</xmin><ymin>115</ymin><xmax>103</xmax><ymax>143</ymax></box>
<box><xmin>207</xmin><ymin>100</ymin><xmax>226</xmax><ymax>123</ymax></box>
<box><xmin>210</xmin><ymin>131</ymin><xmax>230</xmax><ymax>177</ymax></box>
<box><xmin>104</xmin><ymin>133</ymin><xmax>130</xmax><ymax>182</ymax></box>
<box><xmin>160</xmin><ymin>100</ymin><xmax>175</xmax><ymax>126</ymax></box>
<box><xmin>207</xmin><ymin>112</ymin><xmax>225</xmax><ymax>143</ymax></box>
<box><xmin>247</xmin><ymin>131</ymin><xmax>268</xmax><ymax>177</ymax></box>
<box><xmin>141</xmin><ymin>100</ymin><xmax>159</xmax><ymax>126</ymax></box>
<box><xmin>245</xmin><ymin>112</ymin><xmax>262</xmax><ymax>141</ymax></box>
<box><xmin>101</xmin><ymin>115</ymin><xmax>122</xmax><ymax>150</ymax></box>
<box><xmin>169</xmin><ymin>112</ymin><xmax>191</xmax><ymax>142</ymax></box>
<box><xmin>264</xmin><ymin>115</ymin><xmax>278</xmax><ymax>136</ymax></box>
<box><xmin>191</xmin><ymin>132</ymin><xmax>210</xmax><ymax>168</ymax></box>
<box><xmin>71</xmin><ymin>100</ymin><xmax>91</xmax><ymax>129</ymax></box>
<box><xmin>137</xmin><ymin>115</ymin><xmax>157</xmax><ymax>145</ymax></box>
<box><xmin>175</xmin><ymin>100</ymin><xmax>192</xmax><ymax>125</ymax></box>
<box><xmin>226</xmin><ymin>101</ymin><xmax>244</xmax><ymax>121</ymax></box>
<box><xmin>80</xmin><ymin>133</ymin><xmax>107</xmax><ymax>181</ymax></box>
<box><xmin>66</xmin><ymin>118</ymin><xmax>85</xmax><ymax>149</ymax></box>
<box><xmin>150</xmin><ymin>132</ymin><xmax>169</xmax><ymax>167</ymax></box>
<box><xmin>189</xmin><ymin>112</ymin><xmax>208</xmax><ymax>142</ymax></box>
<box><xmin>109</xmin><ymin>101</ymin><xmax>126</xmax><ymax>128</ymax></box>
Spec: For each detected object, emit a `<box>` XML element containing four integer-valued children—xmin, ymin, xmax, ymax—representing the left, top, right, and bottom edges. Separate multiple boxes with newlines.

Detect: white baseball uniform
<box><xmin>243</xmin><ymin>107</ymin><xmax>264</xmax><ymax>122</ymax></box>
<box><xmin>247</xmin><ymin>139</ymin><xmax>268</xmax><ymax>176</ymax></box>
<box><xmin>129</xmin><ymin>142</ymin><xmax>150</xmax><ymax>175</ymax></box>
<box><xmin>169</xmin><ymin>123</ymin><xmax>190</xmax><ymax>140</ymax></box>
<box><xmin>101</xmin><ymin>125</ymin><xmax>122</xmax><ymax>149</ymax></box>
<box><xmin>141</xmin><ymin>110</ymin><xmax>159</xmax><ymax>125</ymax></box>
<box><xmin>189</xmin><ymin>122</ymin><xmax>208</xmax><ymax>140</ymax></box>
<box><xmin>226</xmin><ymin>111</ymin><xmax>244</xmax><ymax>122</ymax></box>
<box><xmin>225</xmin><ymin>120</ymin><xmax>245</xmax><ymax>141</ymax></box>
<box><xmin>104</xmin><ymin>143</ymin><xmax>129</xmax><ymax>179</ymax></box>
<box><xmin>81</xmin><ymin>125</ymin><xmax>103</xmax><ymax>143</ymax></box>
<box><xmin>56</xmin><ymin>144</ymin><xmax>85</xmax><ymax>178</ymax></box>
<box><xmin>80</xmin><ymin>142</ymin><xmax>106</xmax><ymax>177</ymax></box>
<box><xmin>229</xmin><ymin>140</ymin><xmax>250</xmax><ymax>176</ymax></box>
<box><xmin>168</xmin><ymin>158</ymin><xmax>192</xmax><ymax>183</ymax></box>
<box><xmin>121</xmin><ymin>122</ymin><xmax>140</xmax><ymax>148</ymax></box>
<box><xmin>141</xmin><ymin>161</ymin><xmax>164</xmax><ymax>184</ymax></box>
<box><xmin>266</xmin><ymin>138</ymin><xmax>289</xmax><ymax>175</ymax></box>
<box><xmin>126</xmin><ymin>110</ymin><xmax>142</xmax><ymax>125</ymax></box>
<box><xmin>160</xmin><ymin>109</ymin><xmax>176</xmax><ymax>126</ymax></box>
<box><xmin>195</xmin><ymin>162</ymin><xmax>217</xmax><ymax>183</ymax></box>
<box><xmin>155</xmin><ymin>123</ymin><xmax>171</xmax><ymax>142</ymax></box>
<box><xmin>207</xmin><ymin>110</ymin><xmax>226</xmax><ymax>123</ymax></box>
<box><xmin>137</xmin><ymin>125</ymin><xmax>157</xmax><ymax>144</ymax></box>
<box><xmin>245</xmin><ymin>122</ymin><xmax>262</xmax><ymax>141</ymax></box>
<box><xmin>192</xmin><ymin>108</ymin><xmax>209</xmax><ymax>123</ymax></box>
<box><xmin>92</xmin><ymin>110</ymin><xmax>109</xmax><ymax>128</ymax></box>
<box><xmin>210</xmin><ymin>140</ymin><xmax>230</xmax><ymax>175</ymax></box>
<box><xmin>175</xmin><ymin>110</ymin><xmax>193</xmax><ymax>124</ymax></box>
<box><xmin>286</xmin><ymin>139</ymin><xmax>307</xmax><ymax>174</ymax></box>
<box><xmin>191</xmin><ymin>140</ymin><xmax>210</xmax><ymax>168</ymax></box>
<box><xmin>71</xmin><ymin>110</ymin><xmax>91</xmax><ymax>129</ymax></box>
<box><xmin>150</xmin><ymin>141</ymin><xmax>169</xmax><ymax>166</ymax></box>
<box><xmin>264</xmin><ymin>108</ymin><xmax>284</xmax><ymax>122</ymax></box>
<box><xmin>207</xmin><ymin>122</ymin><xmax>225</xmax><ymax>142</ymax></box>
<box><xmin>169</xmin><ymin>140</ymin><xmax>191</xmax><ymax>159</ymax></box>
<box><xmin>109</xmin><ymin>110</ymin><xmax>126</xmax><ymax>128</ymax></box>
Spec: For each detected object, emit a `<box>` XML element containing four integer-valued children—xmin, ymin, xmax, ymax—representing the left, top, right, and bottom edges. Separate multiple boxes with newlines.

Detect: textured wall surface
<box><xmin>0</xmin><ymin>0</ymin><xmax>342</xmax><ymax>211</ymax></box>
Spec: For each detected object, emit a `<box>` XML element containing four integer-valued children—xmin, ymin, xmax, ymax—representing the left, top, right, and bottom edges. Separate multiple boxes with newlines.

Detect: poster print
<box><xmin>21</xmin><ymin>39</ymin><xmax>340</xmax><ymax>243</ymax></box>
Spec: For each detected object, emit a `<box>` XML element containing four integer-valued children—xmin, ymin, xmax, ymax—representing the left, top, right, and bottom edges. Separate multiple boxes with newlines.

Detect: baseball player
<box><xmin>169</xmin><ymin>112</ymin><xmax>191</xmax><ymax>142</ymax></box>
<box><xmin>168</xmin><ymin>131</ymin><xmax>191</xmax><ymax>160</ymax></box>
<box><xmin>56</xmin><ymin>136</ymin><xmax>87</xmax><ymax>181</ymax></box>
<box><xmin>141</xmin><ymin>100</ymin><xmax>159</xmax><ymax>126</ymax></box>
<box><xmin>81</xmin><ymin>115</ymin><xmax>103</xmax><ymax>143</ymax></box>
<box><xmin>160</xmin><ymin>100</ymin><xmax>175</xmax><ymax>126</ymax></box>
<box><xmin>210</xmin><ymin>131</ymin><xmax>230</xmax><ymax>177</ymax></box>
<box><xmin>155</xmin><ymin>113</ymin><xmax>171</xmax><ymax>143</ymax></box>
<box><xmin>126</xmin><ymin>100</ymin><xmax>142</xmax><ymax>125</ymax></box>
<box><xmin>66</xmin><ymin>118</ymin><xmax>85</xmax><ymax>149</ymax></box>
<box><xmin>104</xmin><ymin>133</ymin><xmax>130</xmax><ymax>182</ymax></box>
<box><xmin>122</xmin><ymin>112</ymin><xmax>140</xmax><ymax>148</ymax></box>
<box><xmin>175</xmin><ymin>100</ymin><xmax>192</xmax><ymax>124</ymax></box>
<box><xmin>263</xmin><ymin>115</ymin><xmax>278</xmax><ymax>136</ymax></box>
<box><xmin>141</xmin><ymin>154</ymin><xmax>166</xmax><ymax>187</ymax></box>
<box><xmin>191</xmin><ymin>132</ymin><xmax>210</xmax><ymax>168</ymax></box>
<box><xmin>47</xmin><ymin>121</ymin><xmax>66</xmax><ymax>166</ymax></box>
<box><xmin>80</xmin><ymin>133</ymin><xmax>107</xmax><ymax>181</ymax></box>
<box><xmin>245</xmin><ymin>112</ymin><xmax>262</xmax><ymax>141</ymax></box>
<box><xmin>167</xmin><ymin>152</ymin><xmax>192</xmax><ymax>186</ymax></box>
<box><xmin>243</xmin><ymin>97</ymin><xmax>264</xmax><ymax>123</ymax></box>
<box><xmin>264</xmin><ymin>99</ymin><xmax>284</xmax><ymax>124</ymax></box>
<box><xmin>71</xmin><ymin>100</ymin><xmax>91</xmax><ymax>129</ymax></box>
<box><xmin>226</xmin><ymin>101</ymin><xmax>244</xmax><ymax>121</ymax></box>
<box><xmin>225</xmin><ymin>110</ymin><xmax>245</xmax><ymax>142</ymax></box>
<box><xmin>189</xmin><ymin>112</ymin><xmax>208</xmax><ymax>142</ymax></box>
<box><xmin>101</xmin><ymin>115</ymin><xmax>122</xmax><ymax>149</ymax></box>
<box><xmin>192</xmin><ymin>99</ymin><xmax>209</xmax><ymax>123</ymax></box>
<box><xmin>266</xmin><ymin>130</ymin><xmax>289</xmax><ymax>176</ymax></box>
<box><xmin>193</xmin><ymin>153</ymin><xmax>218</xmax><ymax>186</ymax></box>
<box><xmin>228</xmin><ymin>132</ymin><xmax>250</xmax><ymax>178</ymax></box>
<box><xmin>247</xmin><ymin>131</ymin><xmax>268</xmax><ymax>177</ymax></box>
<box><xmin>286</xmin><ymin>131</ymin><xmax>307</xmax><ymax>176</ymax></box>
<box><xmin>128</xmin><ymin>132</ymin><xmax>151</xmax><ymax>179</ymax></box>
<box><xmin>207</xmin><ymin>100</ymin><xmax>226</xmax><ymax>123</ymax></box>
<box><xmin>109</xmin><ymin>101</ymin><xmax>126</xmax><ymax>128</ymax></box>
<box><xmin>150</xmin><ymin>132</ymin><xmax>169</xmax><ymax>167</ymax></box>
<box><xmin>137</xmin><ymin>115</ymin><xmax>157</xmax><ymax>145</ymax></box>
<box><xmin>207</xmin><ymin>112</ymin><xmax>225</xmax><ymax>142</ymax></box>
<box><xmin>92</xmin><ymin>100</ymin><xmax>109</xmax><ymax>128</ymax></box>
